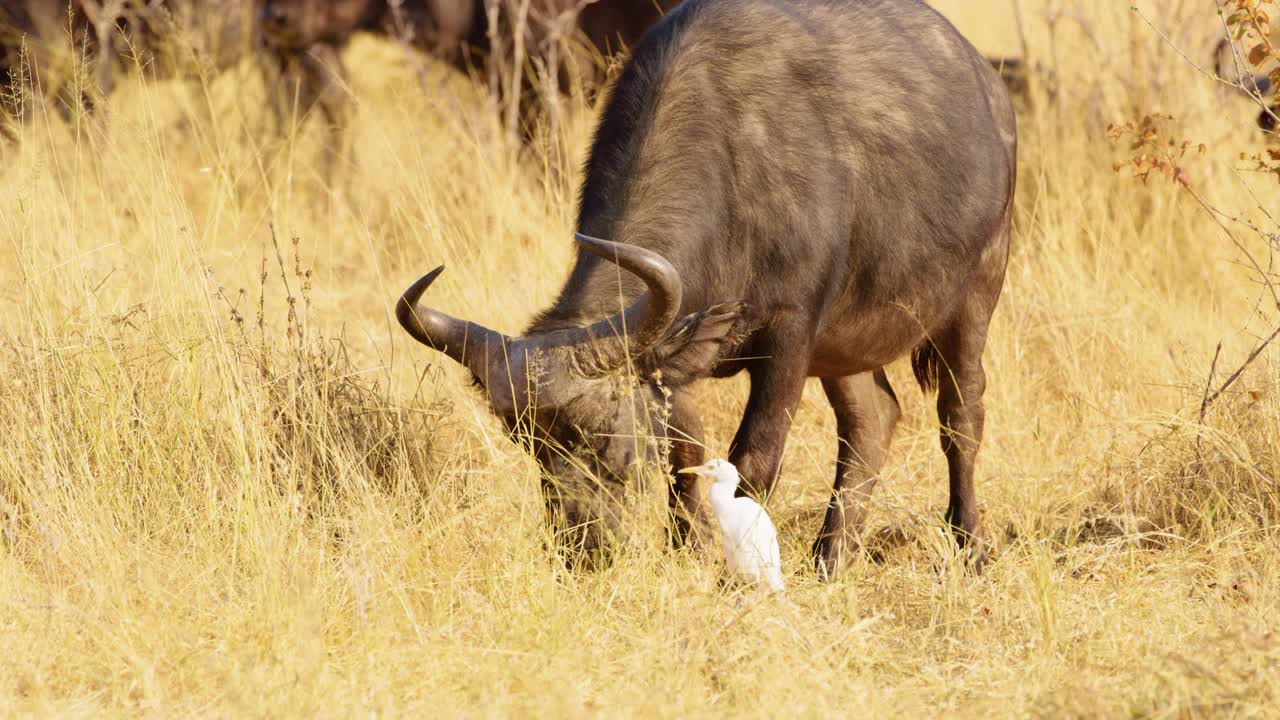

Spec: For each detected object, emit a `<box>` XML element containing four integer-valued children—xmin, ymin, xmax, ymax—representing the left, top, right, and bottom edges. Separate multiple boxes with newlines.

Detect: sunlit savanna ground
<box><xmin>1</xmin><ymin>0</ymin><xmax>1278</xmax><ymax>716</ymax></box>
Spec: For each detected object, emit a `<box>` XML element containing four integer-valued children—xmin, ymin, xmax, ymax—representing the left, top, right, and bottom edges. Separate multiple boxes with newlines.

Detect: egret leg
<box><xmin>813</xmin><ymin>370</ymin><xmax>900</xmax><ymax>579</ymax></box>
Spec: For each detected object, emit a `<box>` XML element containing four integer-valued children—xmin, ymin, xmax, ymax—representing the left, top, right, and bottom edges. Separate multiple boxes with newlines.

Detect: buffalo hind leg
<box><xmin>666</xmin><ymin>390</ymin><xmax>714</xmax><ymax>552</ymax></box>
<box><xmin>813</xmin><ymin>369</ymin><xmax>901</xmax><ymax>579</ymax></box>
<box><xmin>728</xmin><ymin>319</ymin><xmax>812</xmax><ymax>500</ymax></box>
<box><xmin>930</xmin><ymin>305</ymin><xmax>997</xmax><ymax>571</ymax></box>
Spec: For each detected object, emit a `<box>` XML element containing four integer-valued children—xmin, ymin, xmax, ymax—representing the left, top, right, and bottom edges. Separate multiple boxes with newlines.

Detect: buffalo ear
<box><xmin>1259</xmin><ymin>105</ymin><xmax>1278</xmax><ymax>132</ymax></box>
<box><xmin>642</xmin><ymin>301</ymin><xmax>752</xmax><ymax>387</ymax></box>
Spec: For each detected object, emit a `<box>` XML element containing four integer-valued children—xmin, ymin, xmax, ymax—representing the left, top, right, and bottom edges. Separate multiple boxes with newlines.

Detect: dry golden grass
<box><xmin>2</xmin><ymin>0</ymin><xmax>1279</xmax><ymax>716</ymax></box>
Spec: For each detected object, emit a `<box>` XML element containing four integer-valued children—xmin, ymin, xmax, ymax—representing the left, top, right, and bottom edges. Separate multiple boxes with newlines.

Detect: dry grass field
<box><xmin>2</xmin><ymin>0</ymin><xmax>1278</xmax><ymax>716</ymax></box>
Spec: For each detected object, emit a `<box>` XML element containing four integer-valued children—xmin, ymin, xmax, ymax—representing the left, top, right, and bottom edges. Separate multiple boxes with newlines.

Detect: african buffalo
<box><xmin>986</xmin><ymin>55</ymin><xmax>1028</xmax><ymax>103</ymax></box>
<box><xmin>1214</xmin><ymin>37</ymin><xmax>1278</xmax><ymax>131</ymax></box>
<box><xmin>1</xmin><ymin>0</ymin><xmax>95</xmax><ymax>128</ymax></box>
<box><xmin>1</xmin><ymin>1</ymin><xmax>347</xmax><ymax>143</ymax></box>
<box><xmin>397</xmin><ymin>0</ymin><xmax>1016</xmax><ymax>577</ymax></box>
<box><xmin>259</xmin><ymin>0</ymin><xmax>681</xmax><ymax>136</ymax></box>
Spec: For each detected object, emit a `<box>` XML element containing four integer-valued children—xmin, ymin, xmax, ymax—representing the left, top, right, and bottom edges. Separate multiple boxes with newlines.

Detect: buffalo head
<box><xmin>260</xmin><ymin>0</ymin><xmax>381</xmax><ymax>49</ymax></box>
<box><xmin>397</xmin><ymin>234</ymin><xmax>746</xmax><ymax>562</ymax></box>
<box><xmin>261</xmin><ymin>0</ymin><xmax>476</xmax><ymax>54</ymax></box>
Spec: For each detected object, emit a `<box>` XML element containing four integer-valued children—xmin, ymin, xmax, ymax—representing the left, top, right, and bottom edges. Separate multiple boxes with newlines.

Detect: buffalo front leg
<box><xmin>299</xmin><ymin>44</ymin><xmax>351</xmax><ymax>183</ymax></box>
<box><xmin>813</xmin><ymin>369</ymin><xmax>901</xmax><ymax>579</ymax></box>
<box><xmin>727</xmin><ymin>322</ymin><xmax>813</xmax><ymax>500</ymax></box>
<box><xmin>269</xmin><ymin>45</ymin><xmax>350</xmax><ymax>182</ymax></box>
<box><xmin>666</xmin><ymin>390</ymin><xmax>714</xmax><ymax>552</ymax></box>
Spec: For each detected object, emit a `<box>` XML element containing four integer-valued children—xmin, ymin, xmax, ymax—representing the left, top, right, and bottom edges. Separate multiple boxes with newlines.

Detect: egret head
<box><xmin>397</xmin><ymin>235</ymin><xmax>750</xmax><ymax>563</ymax></box>
<box><xmin>678</xmin><ymin>458</ymin><xmax>740</xmax><ymax>488</ymax></box>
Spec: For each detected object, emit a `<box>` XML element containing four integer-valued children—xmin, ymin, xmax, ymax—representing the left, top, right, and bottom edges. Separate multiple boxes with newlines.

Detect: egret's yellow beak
<box><xmin>677</xmin><ymin>463</ymin><xmax>712</xmax><ymax>475</ymax></box>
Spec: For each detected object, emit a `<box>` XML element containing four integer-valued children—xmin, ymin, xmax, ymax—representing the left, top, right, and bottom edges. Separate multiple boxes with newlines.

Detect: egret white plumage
<box><xmin>679</xmin><ymin>459</ymin><xmax>785</xmax><ymax>592</ymax></box>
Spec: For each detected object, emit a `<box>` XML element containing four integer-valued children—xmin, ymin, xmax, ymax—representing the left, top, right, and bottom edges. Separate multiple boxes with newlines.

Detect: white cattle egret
<box><xmin>679</xmin><ymin>459</ymin><xmax>785</xmax><ymax>592</ymax></box>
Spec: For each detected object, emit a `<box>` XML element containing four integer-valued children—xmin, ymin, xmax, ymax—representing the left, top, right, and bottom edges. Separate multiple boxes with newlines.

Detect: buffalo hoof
<box><xmin>812</xmin><ymin>534</ymin><xmax>862</xmax><ymax>581</ymax></box>
<box><xmin>951</xmin><ymin>527</ymin><xmax>988</xmax><ymax>574</ymax></box>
